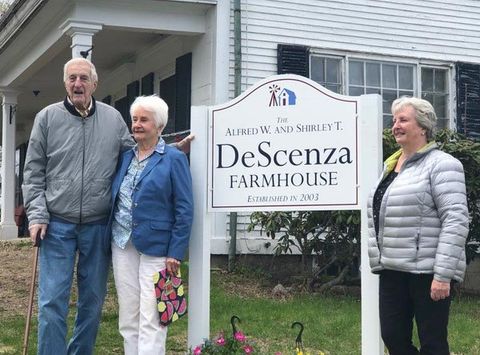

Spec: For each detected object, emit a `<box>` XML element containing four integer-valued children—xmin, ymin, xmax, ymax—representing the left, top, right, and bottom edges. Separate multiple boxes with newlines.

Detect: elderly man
<box><xmin>22</xmin><ymin>58</ymin><xmax>190</xmax><ymax>355</ymax></box>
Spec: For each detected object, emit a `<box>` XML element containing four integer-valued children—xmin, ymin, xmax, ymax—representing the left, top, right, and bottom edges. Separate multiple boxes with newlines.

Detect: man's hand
<box><xmin>29</xmin><ymin>224</ymin><xmax>48</xmax><ymax>243</ymax></box>
<box><xmin>166</xmin><ymin>257</ymin><xmax>181</xmax><ymax>277</ymax></box>
<box><xmin>431</xmin><ymin>279</ymin><xmax>450</xmax><ymax>301</ymax></box>
<box><xmin>175</xmin><ymin>134</ymin><xmax>195</xmax><ymax>154</ymax></box>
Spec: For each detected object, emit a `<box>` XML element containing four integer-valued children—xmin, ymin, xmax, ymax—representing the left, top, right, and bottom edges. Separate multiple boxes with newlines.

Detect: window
<box><xmin>310</xmin><ymin>54</ymin><xmax>451</xmax><ymax>128</ymax></box>
<box><xmin>349</xmin><ymin>60</ymin><xmax>415</xmax><ymax>127</ymax></box>
<box><xmin>310</xmin><ymin>56</ymin><xmax>343</xmax><ymax>94</ymax></box>
<box><xmin>421</xmin><ymin>67</ymin><xmax>448</xmax><ymax>129</ymax></box>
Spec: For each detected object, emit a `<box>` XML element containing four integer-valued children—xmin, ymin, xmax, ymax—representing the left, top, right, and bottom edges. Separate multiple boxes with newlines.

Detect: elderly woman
<box><xmin>109</xmin><ymin>95</ymin><xmax>193</xmax><ymax>354</ymax></box>
<box><xmin>368</xmin><ymin>97</ymin><xmax>469</xmax><ymax>355</ymax></box>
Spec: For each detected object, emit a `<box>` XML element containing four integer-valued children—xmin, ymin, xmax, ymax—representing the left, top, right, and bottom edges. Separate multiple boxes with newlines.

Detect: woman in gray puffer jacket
<box><xmin>367</xmin><ymin>97</ymin><xmax>469</xmax><ymax>355</ymax></box>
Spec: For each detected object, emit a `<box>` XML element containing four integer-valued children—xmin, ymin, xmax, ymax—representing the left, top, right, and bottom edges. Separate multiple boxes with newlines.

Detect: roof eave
<box><xmin>0</xmin><ymin>0</ymin><xmax>48</xmax><ymax>55</ymax></box>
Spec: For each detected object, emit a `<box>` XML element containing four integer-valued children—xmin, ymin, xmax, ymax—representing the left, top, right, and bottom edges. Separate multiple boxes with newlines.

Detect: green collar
<box><xmin>384</xmin><ymin>141</ymin><xmax>436</xmax><ymax>174</ymax></box>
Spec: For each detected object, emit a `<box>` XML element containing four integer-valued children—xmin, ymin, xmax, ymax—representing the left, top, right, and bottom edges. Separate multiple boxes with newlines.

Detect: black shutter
<box><xmin>125</xmin><ymin>81</ymin><xmax>140</xmax><ymax>132</ymax></box>
<box><xmin>175</xmin><ymin>53</ymin><xmax>192</xmax><ymax>132</ymax></box>
<box><xmin>160</xmin><ymin>75</ymin><xmax>176</xmax><ymax>136</ymax></box>
<box><xmin>127</xmin><ymin>80</ymin><xmax>140</xmax><ymax>106</ymax></box>
<box><xmin>277</xmin><ymin>44</ymin><xmax>309</xmax><ymax>77</ymax></box>
<box><xmin>141</xmin><ymin>72</ymin><xmax>154</xmax><ymax>95</ymax></box>
<box><xmin>456</xmin><ymin>63</ymin><xmax>480</xmax><ymax>139</ymax></box>
<box><xmin>115</xmin><ymin>96</ymin><xmax>130</xmax><ymax>132</ymax></box>
<box><xmin>102</xmin><ymin>95</ymin><xmax>112</xmax><ymax>105</ymax></box>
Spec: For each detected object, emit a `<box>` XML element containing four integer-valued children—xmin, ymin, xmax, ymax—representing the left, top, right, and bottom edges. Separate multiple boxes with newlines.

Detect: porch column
<box><xmin>0</xmin><ymin>89</ymin><xmax>19</xmax><ymax>240</ymax></box>
<box><xmin>60</xmin><ymin>20</ymin><xmax>102</xmax><ymax>59</ymax></box>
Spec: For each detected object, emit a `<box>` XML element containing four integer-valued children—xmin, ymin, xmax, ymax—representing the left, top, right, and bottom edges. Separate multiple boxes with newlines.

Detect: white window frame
<box><xmin>309</xmin><ymin>50</ymin><xmax>454</xmax><ymax>127</ymax></box>
<box><xmin>309</xmin><ymin>54</ymin><xmax>346</xmax><ymax>94</ymax></box>
<box><xmin>418</xmin><ymin>63</ymin><xmax>455</xmax><ymax>129</ymax></box>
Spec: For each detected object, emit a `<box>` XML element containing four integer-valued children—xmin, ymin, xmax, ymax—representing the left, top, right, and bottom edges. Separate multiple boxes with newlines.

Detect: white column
<box><xmin>212</xmin><ymin>0</ymin><xmax>230</xmax><ymax>105</ymax></box>
<box><xmin>359</xmin><ymin>94</ymin><xmax>384</xmax><ymax>355</ymax></box>
<box><xmin>60</xmin><ymin>20</ymin><xmax>102</xmax><ymax>59</ymax></box>
<box><xmin>188</xmin><ymin>106</ymin><xmax>211</xmax><ymax>349</ymax></box>
<box><xmin>0</xmin><ymin>89</ymin><xmax>19</xmax><ymax>240</ymax></box>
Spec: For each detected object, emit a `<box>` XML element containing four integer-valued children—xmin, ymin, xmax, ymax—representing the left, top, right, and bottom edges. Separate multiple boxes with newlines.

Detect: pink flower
<box><xmin>243</xmin><ymin>344</ymin><xmax>254</xmax><ymax>353</ymax></box>
<box><xmin>215</xmin><ymin>336</ymin><xmax>226</xmax><ymax>346</ymax></box>
<box><xmin>193</xmin><ymin>346</ymin><xmax>202</xmax><ymax>355</ymax></box>
<box><xmin>274</xmin><ymin>353</ymin><xmax>282</xmax><ymax>355</ymax></box>
<box><xmin>234</xmin><ymin>331</ymin><xmax>246</xmax><ymax>342</ymax></box>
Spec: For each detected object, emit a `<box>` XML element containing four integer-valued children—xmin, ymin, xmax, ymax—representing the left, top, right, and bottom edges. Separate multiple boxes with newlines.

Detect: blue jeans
<box><xmin>37</xmin><ymin>219</ymin><xmax>110</xmax><ymax>355</ymax></box>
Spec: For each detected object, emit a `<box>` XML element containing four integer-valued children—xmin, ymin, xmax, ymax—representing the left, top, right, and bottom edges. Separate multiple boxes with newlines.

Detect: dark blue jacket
<box><xmin>107</xmin><ymin>145</ymin><xmax>193</xmax><ymax>260</ymax></box>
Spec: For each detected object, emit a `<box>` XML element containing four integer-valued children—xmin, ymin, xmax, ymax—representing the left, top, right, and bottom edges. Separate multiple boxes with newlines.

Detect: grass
<box><xmin>0</xmin><ymin>260</ymin><xmax>479</xmax><ymax>354</ymax></box>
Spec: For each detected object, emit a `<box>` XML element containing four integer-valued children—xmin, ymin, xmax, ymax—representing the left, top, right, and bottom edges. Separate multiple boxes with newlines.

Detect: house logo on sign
<box><xmin>268</xmin><ymin>84</ymin><xmax>297</xmax><ymax>107</ymax></box>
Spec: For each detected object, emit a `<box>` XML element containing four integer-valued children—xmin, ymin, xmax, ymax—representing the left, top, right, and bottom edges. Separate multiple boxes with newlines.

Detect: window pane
<box><xmin>326</xmin><ymin>58</ymin><xmax>340</xmax><ymax>83</ymax></box>
<box><xmin>421</xmin><ymin>67</ymin><xmax>449</xmax><ymax>123</ymax></box>
<box><xmin>434</xmin><ymin>70</ymin><xmax>447</xmax><ymax>92</ymax></box>
<box><xmin>366</xmin><ymin>87</ymin><xmax>381</xmax><ymax>95</ymax></box>
<box><xmin>349</xmin><ymin>86</ymin><xmax>364</xmax><ymax>96</ymax></box>
<box><xmin>434</xmin><ymin>95</ymin><xmax>447</xmax><ymax>119</ymax></box>
<box><xmin>422</xmin><ymin>68</ymin><xmax>434</xmax><ymax>92</ymax></box>
<box><xmin>366</xmin><ymin>63</ymin><xmax>380</xmax><ymax>87</ymax></box>
<box><xmin>383</xmin><ymin>114</ymin><xmax>393</xmax><ymax>129</ymax></box>
<box><xmin>382</xmin><ymin>64</ymin><xmax>397</xmax><ymax>88</ymax></box>
<box><xmin>383</xmin><ymin>89</ymin><xmax>397</xmax><ymax>114</ymax></box>
<box><xmin>311</xmin><ymin>56</ymin><xmax>325</xmax><ymax>83</ymax></box>
<box><xmin>399</xmin><ymin>66</ymin><xmax>414</xmax><ymax>90</ymax></box>
<box><xmin>326</xmin><ymin>84</ymin><xmax>341</xmax><ymax>93</ymax></box>
<box><xmin>383</xmin><ymin>111</ymin><xmax>394</xmax><ymax>124</ymax></box>
<box><xmin>422</xmin><ymin>92</ymin><xmax>434</xmax><ymax>104</ymax></box>
<box><xmin>311</xmin><ymin>56</ymin><xmax>343</xmax><ymax>93</ymax></box>
<box><xmin>349</xmin><ymin>61</ymin><xmax>364</xmax><ymax>85</ymax></box>
<box><xmin>437</xmin><ymin>118</ymin><xmax>448</xmax><ymax>130</ymax></box>
<box><xmin>399</xmin><ymin>90</ymin><xmax>414</xmax><ymax>98</ymax></box>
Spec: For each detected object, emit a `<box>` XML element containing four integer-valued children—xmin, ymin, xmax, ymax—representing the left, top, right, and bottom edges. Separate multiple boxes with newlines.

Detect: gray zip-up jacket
<box><xmin>367</xmin><ymin>142</ymin><xmax>469</xmax><ymax>282</ymax></box>
<box><xmin>22</xmin><ymin>98</ymin><xmax>134</xmax><ymax>225</ymax></box>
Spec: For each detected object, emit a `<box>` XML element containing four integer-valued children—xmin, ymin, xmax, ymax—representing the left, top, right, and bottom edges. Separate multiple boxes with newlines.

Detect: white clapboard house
<box><xmin>1</xmin><ymin>1</ymin><xmax>480</xmax><ymax>262</ymax></box>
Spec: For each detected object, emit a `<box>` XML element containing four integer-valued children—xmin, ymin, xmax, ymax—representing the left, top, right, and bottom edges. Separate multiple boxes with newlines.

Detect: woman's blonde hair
<box><xmin>391</xmin><ymin>96</ymin><xmax>437</xmax><ymax>140</ymax></box>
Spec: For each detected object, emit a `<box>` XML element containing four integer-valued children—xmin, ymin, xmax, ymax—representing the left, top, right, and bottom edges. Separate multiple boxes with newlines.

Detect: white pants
<box><xmin>112</xmin><ymin>241</ymin><xmax>168</xmax><ymax>355</ymax></box>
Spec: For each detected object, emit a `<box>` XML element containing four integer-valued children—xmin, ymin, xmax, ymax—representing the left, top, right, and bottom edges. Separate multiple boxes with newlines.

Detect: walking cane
<box><xmin>22</xmin><ymin>231</ymin><xmax>41</xmax><ymax>355</ymax></box>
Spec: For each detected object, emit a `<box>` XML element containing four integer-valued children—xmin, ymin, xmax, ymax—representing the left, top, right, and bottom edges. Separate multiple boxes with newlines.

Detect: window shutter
<box><xmin>127</xmin><ymin>80</ymin><xmax>140</xmax><ymax>106</ymax></box>
<box><xmin>456</xmin><ymin>63</ymin><xmax>480</xmax><ymax>139</ymax></box>
<box><xmin>277</xmin><ymin>44</ymin><xmax>309</xmax><ymax>77</ymax></box>
<box><xmin>102</xmin><ymin>95</ymin><xmax>112</xmax><ymax>105</ymax></box>
<box><xmin>160</xmin><ymin>75</ymin><xmax>176</xmax><ymax>136</ymax></box>
<box><xmin>141</xmin><ymin>72</ymin><xmax>154</xmax><ymax>95</ymax></box>
<box><xmin>175</xmin><ymin>53</ymin><xmax>192</xmax><ymax>132</ymax></box>
<box><xmin>125</xmin><ymin>81</ymin><xmax>140</xmax><ymax>132</ymax></box>
<box><xmin>114</xmin><ymin>96</ymin><xmax>130</xmax><ymax>132</ymax></box>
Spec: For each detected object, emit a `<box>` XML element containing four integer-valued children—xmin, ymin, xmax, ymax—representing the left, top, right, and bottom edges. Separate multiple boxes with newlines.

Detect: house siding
<box><xmin>229</xmin><ymin>0</ymin><xmax>480</xmax><ymax>96</ymax></box>
<box><xmin>222</xmin><ymin>0</ymin><xmax>480</xmax><ymax>254</ymax></box>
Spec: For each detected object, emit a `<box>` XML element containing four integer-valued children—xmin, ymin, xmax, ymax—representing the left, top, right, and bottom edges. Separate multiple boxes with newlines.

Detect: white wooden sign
<box><xmin>189</xmin><ymin>74</ymin><xmax>384</xmax><ymax>355</ymax></box>
<box><xmin>208</xmin><ymin>76</ymin><xmax>360</xmax><ymax>212</ymax></box>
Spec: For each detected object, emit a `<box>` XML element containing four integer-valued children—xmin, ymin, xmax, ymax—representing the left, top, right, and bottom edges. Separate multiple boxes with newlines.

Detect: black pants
<box><xmin>379</xmin><ymin>270</ymin><xmax>451</xmax><ymax>355</ymax></box>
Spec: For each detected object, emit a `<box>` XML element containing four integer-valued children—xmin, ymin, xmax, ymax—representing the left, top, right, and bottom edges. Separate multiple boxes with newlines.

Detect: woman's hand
<box><xmin>174</xmin><ymin>134</ymin><xmax>194</xmax><ymax>153</ymax></box>
<box><xmin>430</xmin><ymin>279</ymin><xmax>450</xmax><ymax>301</ymax></box>
<box><xmin>166</xmin><ymin>257</ymin><xmax>181</xmax><ymax>277</ymax></box>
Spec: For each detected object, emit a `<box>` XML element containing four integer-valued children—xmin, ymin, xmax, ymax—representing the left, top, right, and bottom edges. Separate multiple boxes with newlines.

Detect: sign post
<box><xmin>189</xmin><ymin>74</ymin><xmax>383</xmax><ymax>354</ymax></box>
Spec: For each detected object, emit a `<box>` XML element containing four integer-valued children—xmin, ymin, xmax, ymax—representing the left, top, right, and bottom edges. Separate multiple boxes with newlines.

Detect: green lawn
<box><xmin>1</xmin><ymin>269</ymin><xmax>479</xmax><ymax>354</ymax></box>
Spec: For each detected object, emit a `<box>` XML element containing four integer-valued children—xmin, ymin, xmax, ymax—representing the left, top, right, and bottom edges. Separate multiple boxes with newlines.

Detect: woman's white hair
<box><xmin>130</xmin><ymin>95</ymin><xmax>169</xmax><ymax>130</ymax></box>
<box><xmin>391</xmin><ymin>96</ymin><xmax>437</xmax><ymax>140</ymax></box>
